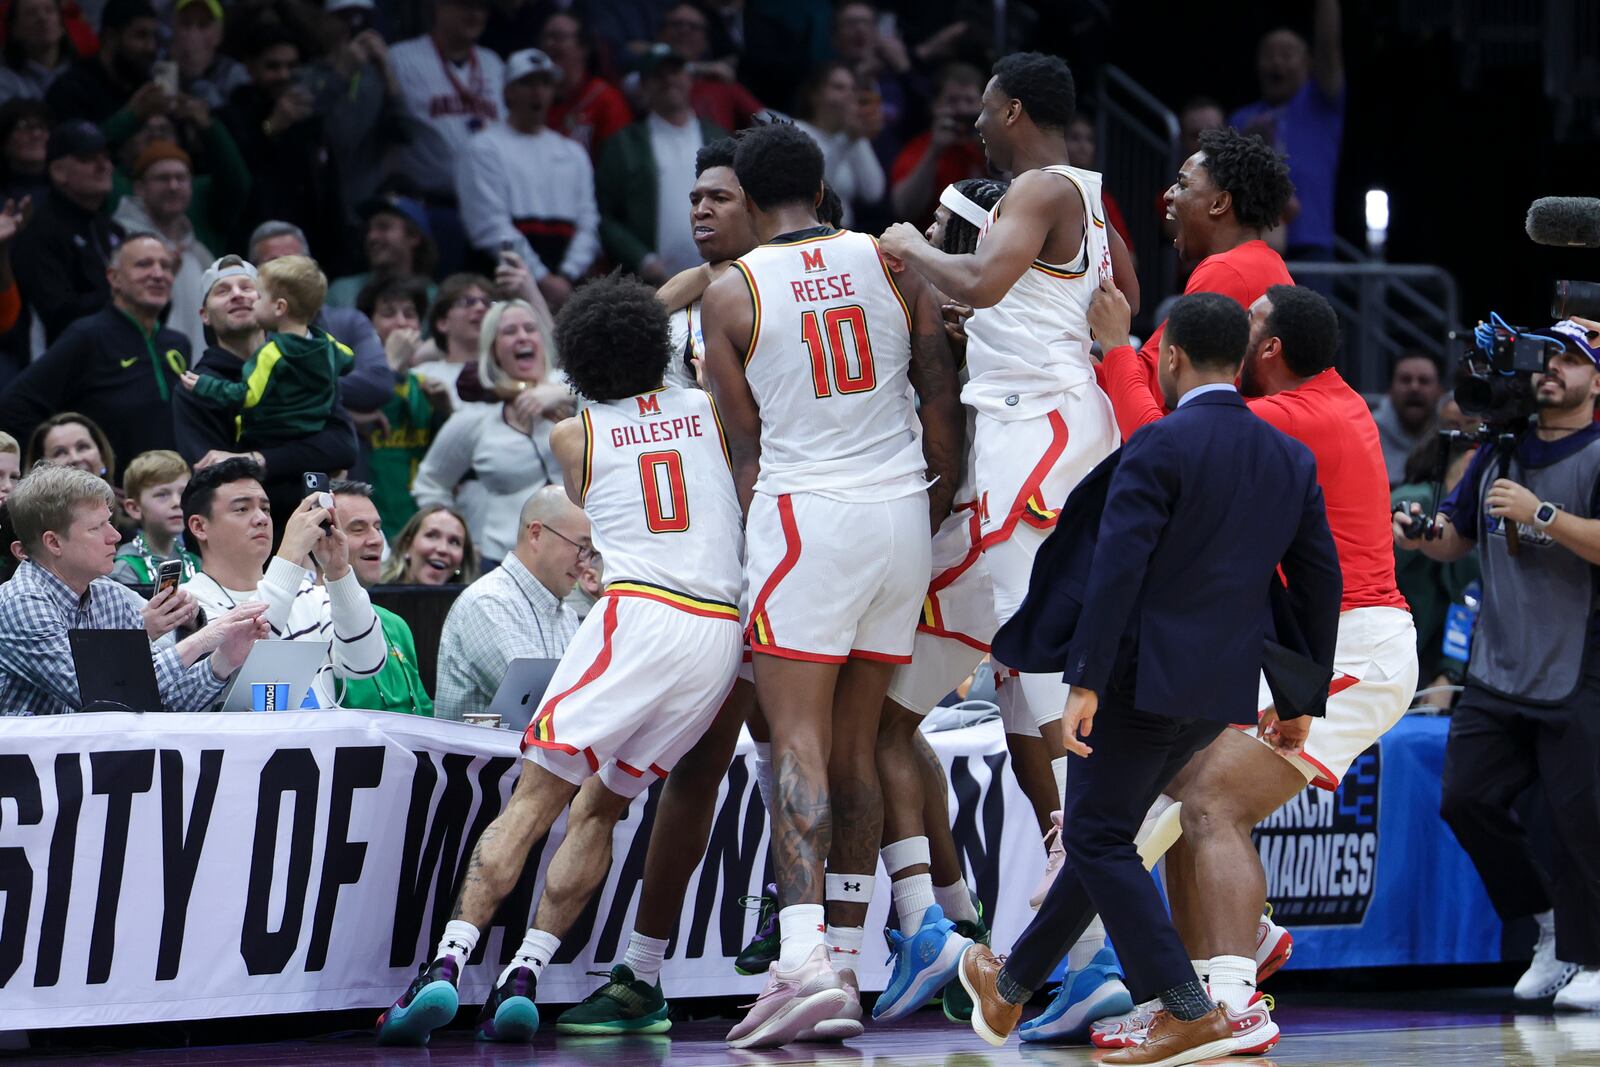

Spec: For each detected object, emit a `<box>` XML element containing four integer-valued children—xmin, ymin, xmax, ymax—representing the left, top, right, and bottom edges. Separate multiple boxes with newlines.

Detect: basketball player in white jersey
<box><xmin>878</xmin><ymin>51</ymin><xmax>1141</xmax><ymax>1035</ymax></box>
<box><xmin>702</xmin><ymin>122</ymin><xmax>964</xmax><ymax>1048</ymax></box>
<box><xmin>375</xmin><ymin>275</ymin><xmax>744</xmax><ymax>1047</ymax></box>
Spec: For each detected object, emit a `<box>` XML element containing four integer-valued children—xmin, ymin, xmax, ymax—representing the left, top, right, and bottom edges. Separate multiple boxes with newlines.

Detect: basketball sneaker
<box><xmin>1090</xmin><ymin>999</ymin><xmax>1159</xmax><ymax>1050</ymax></box>
<box><xmin>1255</xmin><ymin>906</ymin><xmax>1293</xmax><ymax>984</ymax></box>
<box><xmin>1029</xmin><ymin>811</ymin><xmax>1065</xmax><ymax>910</ymax></box>
<box><xmin>942</xmin><ymin>902</ymin><xmax>991</xmax><ymax>1023</ymax></box>
<box><xmin>872</xmin><ymin>904</ymin><xmax>972</xmax><ymax>1022</ymax></box>
<box><xmin>474</xmin><ymin>965</ymin><xmax>540</xmax><ymax>1041</ymax></box>
<box><xmin>375</xmin><ymin>956</ymin><xmax>460</xmax><ymax>1046</ymax></box>
<box><xmin>555</xmin><ymin>964</ymin><xmax>670</xmax><ymax>1035</ymax></box>
<box><xmin>1553</xmin><ymin>968</ymin><xmax>1600</xmax><ymax>1012</ymax></box>
<box><xmin>797</xmin><ymin>965</ymin><xmax>864</xmax><ymax>1041</ymax></box>
<box><xmin>1517</xmin><ymin>915</ymin><xmax>1579</xmax><ymax>1000</ymax></box>
<box><xmin>1018</xmin><ymin>945</ymin><xmax>1134</xmax><ymax>1044</ymax></box>
<box><xmin>725</xmin><ymin>944</ymin><xmax>852</xmax><ymax>1049</ymax></box>
<box><xmin>1217</xmin><ymin>992</ymin><xmax>1280</xmax><ymax>1055</ymax></box>
<box><xmin>734</xmin><ymin>884</ymin><xmax>779</xmax><ymax>976</ymax></box>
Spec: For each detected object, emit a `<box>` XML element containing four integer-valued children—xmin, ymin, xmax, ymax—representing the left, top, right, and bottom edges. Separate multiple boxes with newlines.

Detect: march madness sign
<box><xmin>1252</xmin><ymin>748</ymin><xmax>1381</xmax><ymax>926</ymax></box>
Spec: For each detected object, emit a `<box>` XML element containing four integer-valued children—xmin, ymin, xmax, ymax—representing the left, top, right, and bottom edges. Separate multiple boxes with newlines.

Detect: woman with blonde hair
<box><xmin>410</xmin><ymin>298</ymin><xmax>574</xmax><ymax>564</ymax></box>
<box><xmin>380</xmin><ymin>504</ymin><xmax>480</xmax><ymax>585</ymax></box>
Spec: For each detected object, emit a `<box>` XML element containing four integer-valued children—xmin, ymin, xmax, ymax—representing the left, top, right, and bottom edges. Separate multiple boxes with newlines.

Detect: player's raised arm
<box><xmin>895</xmin><ymin>263</ymin><xmax>964</xmax><ymax>529</ymax></box>
<box><xmin>701</xmin><ymin>264</ymin><xmax>762</xmax><ymax>516</ymax></box>
<box><xmin>879</xmin><ymin>169</ymin><xmax>1064</xmax><ymax>309</ymax></box>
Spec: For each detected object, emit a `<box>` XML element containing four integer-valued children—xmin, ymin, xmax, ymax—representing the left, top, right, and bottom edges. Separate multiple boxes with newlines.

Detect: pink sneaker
<box><xmin>797</xmin><ymin>965</ymin><xmax>863</xmax><ymax>1042</ymax></box>
<box><xmin>1029</xmin><ymin>811</ymin><xmax>1065</xmax><ymax>910</ymax></box>
<box><xmin>1219</xmin><ymin>992</ymin><xmax>1280</xmax><ymax>1055</ymax></box>
<box><xmin>726</xmin><ymin>945</ymin><xmax>852</xmax><ymax>1049</ymax></box>
<box><xmin>1255</xmin><ymin>908</ymin><xmax>1293</xmax><ymax>983</ymax></box>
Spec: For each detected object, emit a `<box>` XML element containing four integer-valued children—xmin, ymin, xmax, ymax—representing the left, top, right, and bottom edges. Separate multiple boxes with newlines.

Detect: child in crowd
<box><xmin>178</xmin><ymin>255</ymin><xmax>354</xmax><ymax>448</ymax></box>
<box><xmin>355</xmin><ymin>274</ymin><xmax>452</xmax><ymax>536</ymax></box>
<box><xmin>0</xmin><ymin>432</ymin><xmax>19</xmax><ymax>506</ymax></box>
<box><xmin>111</xmin><ymin>450</ymin><xmax>201</xmax><ymax>586</ymax></box>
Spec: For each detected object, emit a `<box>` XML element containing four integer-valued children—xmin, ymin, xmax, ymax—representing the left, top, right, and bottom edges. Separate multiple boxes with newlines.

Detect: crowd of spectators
<box><xmin>0</xmin><ymin>0</ymin><xmax>1352</xmax><ymax>722</ymax></box>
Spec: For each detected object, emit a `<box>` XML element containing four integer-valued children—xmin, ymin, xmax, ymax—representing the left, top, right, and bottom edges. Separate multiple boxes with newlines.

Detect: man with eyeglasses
<box><xmin>435</xmin><ymin>484</ymin><xmax>591</xmax><ymax>721</ymax></box>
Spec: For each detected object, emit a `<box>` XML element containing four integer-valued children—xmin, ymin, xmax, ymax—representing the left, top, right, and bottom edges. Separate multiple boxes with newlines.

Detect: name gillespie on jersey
<box><xmin>610</xmin><ymin>415</ymin><xmax>706</xmax><ymax>448</ymax></box>
<box><xmin>789</xmin><ymin>273</ymin><xmax>857</xmax><ymax>304</ymax></box>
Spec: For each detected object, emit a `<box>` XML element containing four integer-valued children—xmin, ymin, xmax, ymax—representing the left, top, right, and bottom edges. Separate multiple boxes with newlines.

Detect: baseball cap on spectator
<box><xmin>359</xmin><ymin>193</ymin><xmax>433</xmax><ymax>238</ymax></box>
<box><xmin>504</xmin><ymin>48</ymin><xmax>561</xmax><ymax>87</ymax></box>
<box><xmin>131</xmin><ymin>141</ymin><xmax>192</xmax><ymax>180</ymax></box>
<box><xmin>1528</xmin><ymin>319</ymin><xmax>1600</xmax><ymax>368</ymax></box>
<box><xmin>46</xmin><ymin>120</ymin><xmax>107</xmax><ymax>163</ymax></box>
<box><xmin>638</xmin><ymin>42</ymin><xmax>689</xmax><ymax>77</ymax></box>
<box><xmin>174</xmin><ymin>0</ymin><xmax>223</xmax><ymax>22</ymax></box>
<box><xmin>101</xmin><ymin>0</ymin><xmax>157</xmax><ymax>31</ymax></box>
<box><xmin>201</xmin><ymin>255</ymin><xmax>259</xmax><ymax>297</ymax></box>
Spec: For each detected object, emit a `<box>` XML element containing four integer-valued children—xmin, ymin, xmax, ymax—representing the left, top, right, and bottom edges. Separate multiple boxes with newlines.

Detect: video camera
<box><xmin>1454</xmin><ymin>279</ymin><xmax>1600</xmax><ymax>424</ymax></box>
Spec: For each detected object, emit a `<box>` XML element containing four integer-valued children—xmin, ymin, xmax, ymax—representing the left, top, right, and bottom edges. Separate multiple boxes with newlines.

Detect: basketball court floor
<box><xmin>10</xmin><ymin>994</ymin><xmax>1599</xmax><ymax>1067</ymax></box>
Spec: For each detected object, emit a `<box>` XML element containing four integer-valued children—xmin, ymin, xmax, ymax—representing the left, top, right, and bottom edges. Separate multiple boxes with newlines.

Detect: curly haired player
<box><xmin>374</xmin><ymin>273</ymin><xmax>745</xmax><ymax>1046</ymax></box>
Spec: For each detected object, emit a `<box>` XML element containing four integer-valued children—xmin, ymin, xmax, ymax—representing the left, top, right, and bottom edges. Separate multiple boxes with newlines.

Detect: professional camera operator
<box><xmin>1395</xmin><ymin>318</ymin><xmax>1600</xmax><ymax>1012</ymax></box>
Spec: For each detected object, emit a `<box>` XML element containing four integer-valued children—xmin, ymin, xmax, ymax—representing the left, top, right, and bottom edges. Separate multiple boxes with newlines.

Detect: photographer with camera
<box><xmin>1395</xmin><ymin>317</ymin><xmax>1600</xmax><ymax>1011</ymax></box>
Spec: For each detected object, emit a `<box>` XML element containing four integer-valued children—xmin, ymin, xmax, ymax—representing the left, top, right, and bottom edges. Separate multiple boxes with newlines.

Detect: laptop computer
<box><xmin>70</xmin><ymin>629</ymin><xmax>163</xmax><ymax>712</ymax></box>
<box><xmin>487</xmin><ymin>658</ymin><xmax>563</xmax><ymax>733</ymax></box>
<box><xmin>218</xmin><ymin>640</ymin><xmax>330</xmax><ymax>712</ymax></box>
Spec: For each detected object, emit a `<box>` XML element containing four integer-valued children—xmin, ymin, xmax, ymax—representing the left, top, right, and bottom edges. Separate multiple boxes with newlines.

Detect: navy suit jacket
<box><xmin>991</xmin><ymin>390</ymin><xmax>1342</xmax><ymax>725</ymax></box>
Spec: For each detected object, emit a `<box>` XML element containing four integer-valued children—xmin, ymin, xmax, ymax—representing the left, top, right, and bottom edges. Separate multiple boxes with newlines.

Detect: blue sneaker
<box><xmin>1017</xmin><ymin>946</ymin><xmax>1134</xmax><ymax>1044</ymax></box>
<box><xmin>474</xmin><ymin>965</ymin><xmax>541</xmax><ymax>1041</ymax></box>
<box><xmin>871</xmin><ymin>904</ymin><xmax>972</xmax><ymax>1022</ymax></box>
<box><xmin>376</xmin><ymin>956</ymin><xmax>460</xmax><ymax>1046</ymax></box>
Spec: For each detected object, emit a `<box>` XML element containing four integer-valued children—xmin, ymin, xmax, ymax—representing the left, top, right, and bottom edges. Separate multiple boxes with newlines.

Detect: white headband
<box><xmin>939</xmin><ymin>184</ymin><xmax>990</xmax><ymax>228</ymax></box>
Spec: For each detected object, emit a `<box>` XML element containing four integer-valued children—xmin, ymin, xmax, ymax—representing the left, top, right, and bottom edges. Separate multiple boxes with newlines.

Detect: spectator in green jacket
<box><xmin>594</xmin><ymin>45</ymin><xmax>726</xmax><ymax>283</ymax></box>
<box><xmin>331</xmin><ymin>479</ymin><xmax>433</xmax><ymax>715</ymax></box>
<box><xmin>355</xmin><ymin>273</ymin><xmax>451</xmax><ymax>536</ymax></box>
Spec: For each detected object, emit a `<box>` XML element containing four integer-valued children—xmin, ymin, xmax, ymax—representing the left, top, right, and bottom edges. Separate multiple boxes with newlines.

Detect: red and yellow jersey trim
<box><xmin>578</xmin><ymin>408</ymin><xmax>595</xmax><ymax>504</ymax></box>
<box><xmin>766</xmin><ymin>228</ymin><xmax>851</xmax><ymax>248</ymax></box>
<box><xmin>606</xmin><ymin>580</ymin><xmax>740</xmax><ymax>620</ymax></box>
<box><xmin>869</xmin><ymin>235</ymin><xmax>914</xmax><ymax>332</ymax></box>
<box><xmin>731</xmin><ymin>260</ymin><xmax>762</xmax><ymax>367</ymax></box>
<box><xmin>1031</xmin><ymin>260</ymin><xmax>1088</xmax><ymax>280</ymax></box>
<box><xmin>705</xmin><ymin>392</ymin><xmax>733</xmax><ymax>470</ymax></box>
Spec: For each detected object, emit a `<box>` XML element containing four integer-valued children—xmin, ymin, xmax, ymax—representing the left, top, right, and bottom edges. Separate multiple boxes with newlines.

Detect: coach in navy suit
<box><xmin>961</xmin><ymin>292</ymin><xmax>1341</xmax><ymax>1062</ymax></box>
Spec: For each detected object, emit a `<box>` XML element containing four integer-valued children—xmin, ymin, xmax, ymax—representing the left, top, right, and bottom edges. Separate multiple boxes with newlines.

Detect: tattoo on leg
<box><xmin>772</xmin><ymin>750</ymin><xmax>831</xmax><ymax>905</ymax></box>
<box><xmin>450</xmin><ymin>824</ymin><xmax>501</xmax><ymax>922</ymax></box>
<box><xmin>829</xmin><ymin>773</ymin><xmax>882</xmax><ymax>873</ymax></box>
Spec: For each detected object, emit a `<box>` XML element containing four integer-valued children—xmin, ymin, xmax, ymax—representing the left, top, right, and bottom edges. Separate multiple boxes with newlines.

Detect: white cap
<box><xmin>200</xmin><ymin>255</ymin><xmax>258</xmax><ymax>298</ymax></box>
<box><xmin>504</xmin><ymin>48</ymin><xmax>562</xmax><ymax>88</ymax></box>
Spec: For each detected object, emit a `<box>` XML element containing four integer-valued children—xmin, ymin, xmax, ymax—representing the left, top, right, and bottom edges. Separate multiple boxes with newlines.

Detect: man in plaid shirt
<box><xmin>0</xmin><ymin>466</ymin><xmax>269</xmax><ymax>716</ymax></box>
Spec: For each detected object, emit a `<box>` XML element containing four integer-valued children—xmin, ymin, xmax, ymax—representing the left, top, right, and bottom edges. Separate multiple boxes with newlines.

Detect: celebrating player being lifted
<box><xmin>702</xmin><ymin>122</ymin><xmax>964</xmax><ymax>1049</ymax></box>
<box><xmin>374</xmin><ymin>274</ymin><xmax>745</xmax><ymax>1046</ymax></box>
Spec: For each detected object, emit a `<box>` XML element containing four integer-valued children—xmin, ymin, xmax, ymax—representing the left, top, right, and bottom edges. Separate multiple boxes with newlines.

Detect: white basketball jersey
<box><xmin>963</xmin><ymin>165</ymin><xmax>1114</xmax><ymax>420</ymax></box>
<box><xmin>579</xmin><ymin>387</ymin><xmax>743</xmax><ymax>617</ymax></box>
<box><xmin>735</xmin><ymin>228</ymin><xmax>927</xmax><ymax>499</ymax></box>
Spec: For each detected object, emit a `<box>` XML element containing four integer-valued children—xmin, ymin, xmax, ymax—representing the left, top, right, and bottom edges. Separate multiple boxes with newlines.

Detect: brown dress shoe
<box><xmin>1103</xmin><ymin>1006</ymin><xmax>1233</xmax><ymax>1067</ymax></box>
<box><xmin>957</xmin><ymin>943</ymin><xmax>1022</xmax><ymax>1047</ymax></box>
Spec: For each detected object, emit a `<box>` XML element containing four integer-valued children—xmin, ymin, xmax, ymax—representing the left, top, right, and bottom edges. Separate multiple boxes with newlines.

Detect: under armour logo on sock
<box><xmin>445</xmin><ymin>941</ymin><xmax>468</xmax><ymax>953</ymax></box>
<box><xmin>843</xmin><ymin>881</ymin><xmax>862</xmax><ymax>892</ymax></box>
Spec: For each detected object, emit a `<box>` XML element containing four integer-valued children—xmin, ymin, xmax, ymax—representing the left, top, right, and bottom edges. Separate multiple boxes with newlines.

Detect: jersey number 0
<box><xmin>801</xmin><ymin>306</ymin><xmax>877</xmax><ymax>398</ymax></box>
<box><xmin>639</xmin><ymin>450</ymin><xmax>690</xmax><ymax>533</ymax></box>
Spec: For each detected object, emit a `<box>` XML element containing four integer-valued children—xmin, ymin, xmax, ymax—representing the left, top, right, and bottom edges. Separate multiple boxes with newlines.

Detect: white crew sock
<box><xmin>1067</xmin><ymin>915</ymin><xmax>1105</xmax><ymax>971</ymax></box>
<box><xmin>435</xmin><ymin>919</ymin><xmax>480</xmax><ymax>968</ymax></box>
<box><xmin>1192</xmin><ymin>959</ymin><xmax>1211</xmax><ymax>982</ymax></box>
<box><xmin>778</xmin><ymin>903</ymin><xmax>825</xmax><ymax>971</ymax></box>
<box><xmin>934</xmin><ymin>879</ymin><xmax>980</xmax><ymax>924</ymax></box>
<box><xmin>825</xmin><ymin>924</ymin><xmax>866</xmax><ymax>963</ymax></box>
<box><xmin>891</xmin><ymin>872</ymin><xmax>937</xmax><ymax>934</ymax></box>
<box><xmin>622</xmin><ymin>931</ymin><xmax>669</xmax><ymax>987</ymax></box>
<box><xmin>1536</xmin><ymin>909</ymin><xmax>1556</xmax><ymax>938</ymax></box>
<box><xmin>500</xmin><ymin>928</ymin><xmax>561</xmax><ymax>986</ymax></box>
<box><xmin>1051</xmin><ymin>756</ymin><xmax>1069</xmax><ymax>802</ymax></box>
<box><xmin>752</xmin><ymin>742</ymin><xmax>774</xmax><ymax>810</ymax></box>
<box><xmin>1208</xmin><ymin>954</ymin><xmax>1256</xmax><ymax>1010</ymax></box>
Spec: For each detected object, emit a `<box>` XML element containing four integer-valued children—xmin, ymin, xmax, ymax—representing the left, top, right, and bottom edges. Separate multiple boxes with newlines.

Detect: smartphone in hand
<box><xmin>302</xmin><ymin>472</ymin><xmax>334</xmax><ymax>532</ymax></box>
<box><xmin>155</xmin><ymin>557</ymin><xmax>184</xmax><ymax>597</ymax></box>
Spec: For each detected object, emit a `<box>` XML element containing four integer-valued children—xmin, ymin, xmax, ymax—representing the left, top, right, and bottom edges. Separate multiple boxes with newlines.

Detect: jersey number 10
<box><xmin>802</xmin><ymin>306</ymin><xmax>877</xmax><ymax>398</ymax></box>
<box><xmin>639</xmin><ymin>450</ymin><xmax>689</xmax><ymax>533</ymax></box>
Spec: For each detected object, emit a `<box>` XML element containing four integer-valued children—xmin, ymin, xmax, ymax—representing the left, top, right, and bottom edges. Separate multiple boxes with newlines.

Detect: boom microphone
<box><xmin>1526</xmin><ymin>197</ymin><xmax>1600</xmax><ymax>248</ymax></box>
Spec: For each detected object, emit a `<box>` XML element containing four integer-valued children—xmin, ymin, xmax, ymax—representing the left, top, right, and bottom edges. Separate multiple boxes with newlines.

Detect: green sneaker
<box><xmin>734</xmin><ymin>884</ymin><xmax>779</xmax><ymax>976</ymax></box>
<box><xmin>942</xmin><ymin>905</ymin><xmax>991</xmax><ymax>1023</ymax></box>
<box><xmin>554</xmin><ymin>965</ymin><xmax>671</xmax><ymax>1035</ymax></box>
